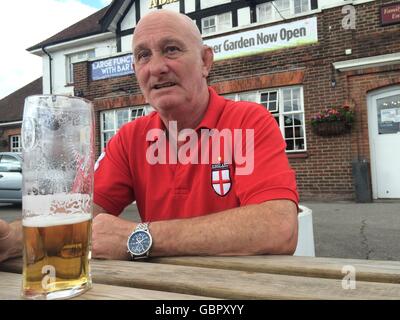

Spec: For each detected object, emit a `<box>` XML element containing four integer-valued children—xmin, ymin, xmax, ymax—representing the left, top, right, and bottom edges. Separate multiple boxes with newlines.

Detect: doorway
<box><xmin>367</xmin><ymin>86</ymin><xmax>400</xmax><ymax>199</ymax></box>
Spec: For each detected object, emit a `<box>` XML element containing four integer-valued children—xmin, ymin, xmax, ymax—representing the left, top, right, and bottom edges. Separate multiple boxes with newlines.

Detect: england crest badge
<box><xmin>211</xmin><ymin>163</ymin><xmax>231</xmax><ymax>196</ymax></box>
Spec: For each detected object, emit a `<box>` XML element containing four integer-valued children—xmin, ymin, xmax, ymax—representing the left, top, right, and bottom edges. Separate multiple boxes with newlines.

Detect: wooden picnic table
<box><xmin>1</xmin><ymin>255</ymin><xmax>400</xmax><ymax>300</ymax></box>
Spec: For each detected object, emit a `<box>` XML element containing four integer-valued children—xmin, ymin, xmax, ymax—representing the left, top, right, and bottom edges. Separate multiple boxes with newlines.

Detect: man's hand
<box><xmin>0</xmin><ymin>219</ymin><xmax>22</xmax><ymax>263</ymax></box>
<box><xmin>92</xmin><ymin>213</ymin><xmax>136</xmax><ymax>260</ymax></box>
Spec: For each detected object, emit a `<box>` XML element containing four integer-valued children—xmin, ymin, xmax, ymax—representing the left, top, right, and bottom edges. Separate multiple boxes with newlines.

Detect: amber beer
<box><xmin>22</xmin><ymin>213</ymin><xmax>92</xmax><ymax>299</ymax></box>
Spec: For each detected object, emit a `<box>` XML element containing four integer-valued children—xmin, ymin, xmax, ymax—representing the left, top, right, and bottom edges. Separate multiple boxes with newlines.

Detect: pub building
<box><xmin>17</xmin><ymin>0</ymin><xmax>400</xmax><ymax>201</ymax></box>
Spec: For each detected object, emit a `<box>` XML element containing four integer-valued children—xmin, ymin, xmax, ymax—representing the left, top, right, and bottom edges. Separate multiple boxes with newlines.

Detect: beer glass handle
<box><xmin>22</xmin><ymin>117</ymin><xmax>38</xmax><ymax>151</ymax></box>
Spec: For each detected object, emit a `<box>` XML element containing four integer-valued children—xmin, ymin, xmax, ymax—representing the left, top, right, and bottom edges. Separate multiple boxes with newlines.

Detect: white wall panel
<box><xmin>238</xmin><ymin>7</ymin><xmax>251</xmax><ymax>27</ymax></box>
<box><xmin>121</xmin><ymin>3</ymin><xmax>136</xmax><ymax>30</ymax></box>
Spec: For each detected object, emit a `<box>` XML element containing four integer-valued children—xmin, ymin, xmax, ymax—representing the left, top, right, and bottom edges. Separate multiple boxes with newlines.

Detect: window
<box><xmin>225</xmin><ymin>86</ymin><xmax>306</xmax><ymax>152</ymax></box>
<box><xmin>0</xmin><ymin>154</ymin><xmax>21</xmax><ymax>172</ymax></box>
<box><xmin>10</xmin><ymin>135</ymin><xmax>21</xmax><ymax>152</ymax></box>
<box><xmin>257</xmin><ymin>2</ymin><xmax>274</xmax><ymax>22</ymax></box>
<box><xmin>281</xmin><ymin>87</ymin><xmax>305</xmax><ymax>152</ymax></box>
<box><xmin>377</xmin><ymin>94</ymin><xmax>400</xmax><ymax>135</ymax></box>
<box><xmin>257</xmin><ymin>0</ymin><xmax>312</xmax><ymax>23</ymax></box>
<box><xmin>294</xmin><ymin>0</ymin><xmax>310</xmax><ymax>14</ymax></box>
<box><xmin>275</xmin><ymin>0</ymin><xmax>291</xmax><ymax>17</ymax></box>
<box><xmin>202</xmin><ymin>12</ymin><xmax>232</xmax><ymax>35</ymax></box>
<box><xmin>202</xmin><ymin>16</ymin><xmax>216</xmax><ymax>34</ymax></box>
<box><xmin>100</xmin><ymin>106</ymin><xmax>150</xmax><ymax>150</ymax></box>
<box><xmin>66</xmin><ymin>49</ymin><xmax>95</xmax><ymax>84</ymax></box>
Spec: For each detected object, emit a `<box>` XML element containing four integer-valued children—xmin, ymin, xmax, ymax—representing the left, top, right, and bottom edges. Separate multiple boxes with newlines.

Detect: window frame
<box><xmin>10</xmin><ymin>135</ymin><xmax>22</xmax><ymax>152</ymax></box>
<box><xmin>225</xmin><ymin>86</ymin><xmax>307</xmax><ymax>153</ymax></box>
<box><xmin>201</xmin><ymin>12</ymin><xmax>232</xmax><ymax>35</ymax></box>
<box><xmin>278</xmin><ymin>87</ymin><xmax>307</xmax><ymax>153</ymax></box>
<box><xmin>100</xmin><ymin>106</ymin><xmax>152</xmax><ymax>150</ymax></box>
<box><xmin>256</xmin><ymin>0</ymin><xmax>312</xmax><ymax>23</ymax></box>
<box><xmin>66</xmin><ymin>49</ymin><xmax>95</xmax><ymax>85</ymax></box>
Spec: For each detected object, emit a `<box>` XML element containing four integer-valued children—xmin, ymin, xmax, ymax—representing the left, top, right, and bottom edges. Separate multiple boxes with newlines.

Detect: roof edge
<box><xmin>27</xmin><ymin>30</ymin><xmax>108</xmax><ymax>52</ymax></box>
<box><xmin>99</xmin><ymin>0</ymin><xmax>127</xmax><ymax>29</ymax></box>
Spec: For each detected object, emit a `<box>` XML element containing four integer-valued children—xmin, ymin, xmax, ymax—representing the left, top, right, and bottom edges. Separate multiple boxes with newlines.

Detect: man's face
<box><xmin>132</xmin><ymin>14</ymin><xmax>208</xmax><ymax>112</ymax></box>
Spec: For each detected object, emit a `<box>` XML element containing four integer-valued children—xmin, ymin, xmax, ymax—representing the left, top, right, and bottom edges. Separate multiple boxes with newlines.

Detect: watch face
<box><xmin>128</xmin><ymin>230</ymin><xmax>152</xmax><ymax>256</ymax></box>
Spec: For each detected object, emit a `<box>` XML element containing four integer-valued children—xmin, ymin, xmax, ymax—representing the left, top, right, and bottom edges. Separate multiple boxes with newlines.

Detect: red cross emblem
<box><xmin>211</xmin><ymin>164</ymin><xmax>231</xmax><ymax>196</ymax></box>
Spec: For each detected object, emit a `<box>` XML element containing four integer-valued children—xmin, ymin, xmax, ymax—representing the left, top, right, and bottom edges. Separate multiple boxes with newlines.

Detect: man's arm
<box><xmin>0</xmin><ymin>219</ymin><xmax>22</xmax><ymax>263</ymax></box>
<box><xmin>0</xmin><ymin>203</ymin><xmax>116</xmax><ymax>263</ymax></box>
<box><xmin>93</xmin><ymin>203</ymin><xmax>107</xmax><ymax>217</ymax></box>
<box><xmin>91</xmin><ymin>199</ymin><xmax>298</xmax><ymax>260</ymax></box>
<box><xmin>151</xmin><ymin>199</ymin><xmax>298</xmax><ymax>256</ymax></box>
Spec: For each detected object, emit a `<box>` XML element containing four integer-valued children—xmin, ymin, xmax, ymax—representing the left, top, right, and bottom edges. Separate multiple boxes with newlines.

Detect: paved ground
<box><xmin>1</xmin><ymin>201</ymin><xmax>399</xmax><ymax>261</ymax></box>
<box><xmin>302</xmin><ymin>201</ymin><xmax>400</xmax><ymax>261</ymax></box>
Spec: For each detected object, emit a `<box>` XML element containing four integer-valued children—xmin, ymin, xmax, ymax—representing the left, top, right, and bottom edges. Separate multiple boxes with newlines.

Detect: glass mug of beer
<box><xmin>21</xmin><ymin>95</ymin><xmax>95</xmax><ymax>299</ymax></box>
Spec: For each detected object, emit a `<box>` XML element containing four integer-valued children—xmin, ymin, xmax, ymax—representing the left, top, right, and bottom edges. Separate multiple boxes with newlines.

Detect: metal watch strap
<box><xmin>136</xmin><ymin>222</ymin><xmax>149</xmax><ymax>232</ymax></box>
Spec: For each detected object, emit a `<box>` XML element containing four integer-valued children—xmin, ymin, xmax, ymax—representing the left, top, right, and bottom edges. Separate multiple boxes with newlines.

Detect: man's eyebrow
<box><xmin>160</xmin><ymin>38</ymin><xmax>186</xmax><ymax>48</ymax></box>
<box><xmin>133</xmin><ymin>38</ymin><xmax>187</xmax><ymax>55</ymax></box>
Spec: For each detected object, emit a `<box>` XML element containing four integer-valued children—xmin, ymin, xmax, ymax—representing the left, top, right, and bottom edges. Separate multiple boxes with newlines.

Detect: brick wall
<box><xmin>73</xmin><ymin>0</ymin><xmax>400</xmax><ymax>200</ymax></box>
<box><xmin>0</xmin><ymin>127</ymin><xmax>21</xmax><ymax>152</ymax></box>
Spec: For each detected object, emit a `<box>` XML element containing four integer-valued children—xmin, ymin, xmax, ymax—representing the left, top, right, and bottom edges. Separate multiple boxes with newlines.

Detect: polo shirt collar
<box><xmin>144</xmin><ymin>86</ymin><xmax>225</xmax><ymax>141</ymax></box>
<box><xmin>194</xmin><ymin>86</ymin><xmax>225</xmax><ymax>131</ymax></box>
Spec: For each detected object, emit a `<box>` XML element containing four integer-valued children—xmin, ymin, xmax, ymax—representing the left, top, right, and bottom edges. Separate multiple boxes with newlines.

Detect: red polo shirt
<box><xmin>94</xmin><ymin>87</ymin><xmax>298</xmax><ymax>221</ymax></box>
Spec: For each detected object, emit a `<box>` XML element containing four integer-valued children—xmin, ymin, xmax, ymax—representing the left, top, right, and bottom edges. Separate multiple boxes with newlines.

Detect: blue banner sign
<box><xmin>91</xmin><ymin>54</ymin><xmax>134</xmax><ymax>81</ymax></box>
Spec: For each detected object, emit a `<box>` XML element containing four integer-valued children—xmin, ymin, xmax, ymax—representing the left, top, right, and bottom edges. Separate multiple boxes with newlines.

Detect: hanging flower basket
<box><xmin>312</xmin><ymin>120</ymin><xmax>350</xmax><ymax>136</ymax></box>
<box><xmin>311</xmin><ymin>106</ymin><xmax>354</xmax><ymax>137</ymax></box>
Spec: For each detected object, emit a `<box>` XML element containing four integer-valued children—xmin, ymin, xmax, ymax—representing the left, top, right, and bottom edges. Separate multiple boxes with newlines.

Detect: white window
<box><xmin>66</xmin><ymin>49</ymin><xmax>95</xmax><ymax>84</ymax></box>
<box><xmin>275</xmin><ymin>0</ymin><xmax>291</xmax><ymax>17</ymax></box>
<box><xmin>257</xmin><ymin>2</ymin><xmax>274</xmax><ymax>22</ymax></box>
<box><xmin>226</xmin><ymin>86</ymin><xmax>306</xmax><ymax>152</ymax></box>
<box><xmin>294</xmin><ymin>0</ymin><xmax>310</xmax><ymax>14</ymax></box>
<box><xmin>100</xmin><ymin>106</ymin><xmax>152</xmax><ymax>150</ymax></box>
<box><xmin>10</xmin><ymin>135</ymin><xmax>21</xmax><ymax>152</ymax></box>
<box><xmin>257</xmin><ymin>0</ymin><xmax>312</xmax><ymax>23</ymax></box>
<box><xmin>202</xmin><ymin>12</ymin><xmax>232</xmax><ymax>35</ymax></box>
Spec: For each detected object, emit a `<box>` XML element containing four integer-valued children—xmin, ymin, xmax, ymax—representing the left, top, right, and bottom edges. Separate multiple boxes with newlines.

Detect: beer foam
<box><xmin>23</xmin><ymin>213</ymin><xmax>91</xmax><ymax>227</ymax></box>
<box><xmin>23</xmin><ymin>193</ymin><xmax>91</xmax><ymax>216</ymax></box>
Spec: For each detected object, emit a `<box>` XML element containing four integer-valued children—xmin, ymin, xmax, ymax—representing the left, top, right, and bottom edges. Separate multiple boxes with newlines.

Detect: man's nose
<box><xmin>149</xmin><ymin>53</ymin><xmax>169</xmax><ymax>76</ymax></box>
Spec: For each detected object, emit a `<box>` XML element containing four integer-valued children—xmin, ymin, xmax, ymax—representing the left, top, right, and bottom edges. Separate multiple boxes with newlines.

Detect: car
<box><xmin>0</xmin><ymin>152</ymin><xmax>22</xmax><ymax>204</ymax></box>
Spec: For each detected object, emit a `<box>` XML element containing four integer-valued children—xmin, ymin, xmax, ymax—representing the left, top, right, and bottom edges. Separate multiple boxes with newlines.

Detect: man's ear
<box><xmin>201</xmin><ymin>45</ymin><xmax>214</xmax><ymax>78</ymax></box>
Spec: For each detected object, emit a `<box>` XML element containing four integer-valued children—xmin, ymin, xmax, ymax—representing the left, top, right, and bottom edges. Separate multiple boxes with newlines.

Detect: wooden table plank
<box><xmin>0</xmin><ymin>272</ymin><xmax>218</xmax><ymax>300</ymax></box>
<box><xmin>5</xmin><ymin>255</ymin><xmax>400</xmax><ymax>283</ymax></box>
<box><xmin>2</xmin><ymin>258</ymin><xmax>400</xmax><ymax>300</ymax></box>
<box><xmin>148</xmin><ymin>256</ymin><xmax>400</xmax><ymax>284</ymax></box>
<box><xmin>93</xmin><ymin>260</ymin><xmax>400</xmax><ymax>300</ymax></box>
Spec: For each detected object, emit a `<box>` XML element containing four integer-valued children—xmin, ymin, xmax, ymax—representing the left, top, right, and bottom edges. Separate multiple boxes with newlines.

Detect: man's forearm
<box><xmin>0</xmin><ymin>219</ymin><xmax>23</xmax><ymax>262</ymax></box>
<box><xmin>149</xmin><ymin>199</ymin><xmax>298</xmax><ymax>257</ymax></box>
<box><xmin>9</xmin><ymin>220</ymin><xmax>23</xmax><ymax>258</ymax></box>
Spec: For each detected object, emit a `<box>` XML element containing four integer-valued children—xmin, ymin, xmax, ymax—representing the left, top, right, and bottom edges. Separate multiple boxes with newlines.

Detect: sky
<box><xmin>0</xmin><ymin>0</ymin><xmax>112</xmax><ymax>100</ymax></box>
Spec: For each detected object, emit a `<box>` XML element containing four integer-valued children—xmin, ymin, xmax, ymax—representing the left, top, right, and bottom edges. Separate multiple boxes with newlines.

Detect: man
<box><xmin>0</xmin><ymin>10</ymin><xmax>298</xmax><ymax>263</ymax></box>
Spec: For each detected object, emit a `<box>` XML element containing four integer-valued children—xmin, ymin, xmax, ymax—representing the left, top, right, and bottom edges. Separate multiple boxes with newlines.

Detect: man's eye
<box><xmin>137</xmin><ymin>51</ymin><xmax>150</xmax><ymax>61</ymax></box>
<box><xmin>165</xmin><ymin>46</ymin><xmax>180</xmax><ymax>54</ymax></box>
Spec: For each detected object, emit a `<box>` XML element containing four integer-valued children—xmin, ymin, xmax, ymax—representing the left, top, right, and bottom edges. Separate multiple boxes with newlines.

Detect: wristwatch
<box><xmin>127</xmin><ymin>223</ymin><xmax>153</xmax><ymax>259</ymax></box>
